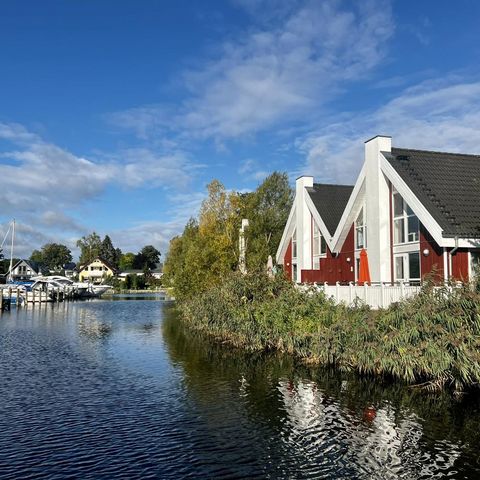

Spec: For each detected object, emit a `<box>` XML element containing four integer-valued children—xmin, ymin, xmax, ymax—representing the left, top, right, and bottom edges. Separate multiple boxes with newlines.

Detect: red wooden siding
<box><xmin>420</xmin><ymin>224</ymin><xmax>444</xmax><ymax>282</ymax></box>
<box><xmin>301</xmin><ymin>224</ymin><xmax>355</xmax><ymax>284</ymax></box>
<box><xmin>284</xmin><ymin>240</ymin><xmax>292</xmax><ymax>280</ymax></box>
<box><xmin>451</xmin><ymin>249</ymin><xmax>469</xmax><ymax>281</ymax></box>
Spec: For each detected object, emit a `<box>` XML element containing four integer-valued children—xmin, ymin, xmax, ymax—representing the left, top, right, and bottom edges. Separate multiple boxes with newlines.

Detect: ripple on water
<box><xmin>0</xmin><ymin>300</ymin><xmax>478</xmax><ymax>479</ymax></box>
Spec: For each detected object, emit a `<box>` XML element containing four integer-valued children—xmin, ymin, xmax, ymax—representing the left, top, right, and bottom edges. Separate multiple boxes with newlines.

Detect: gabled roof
<box><xmin>78</xmin><ymin>257</ymin><xmax>119</xmax><ymax>273</ymax></box>
<box><xmin>306</xmin><ymin>184</ymin><xmax>354</xmax><ymax>237</ymax></box>
<box><xmin>9</xmin><ymin>259</ymin><xmax>42</xmax><ymax>274</ymax></box>
<box><xmin>384</xmin><ymin>148</ymin><xmax>480</xmax><ymax>238</ymax></box>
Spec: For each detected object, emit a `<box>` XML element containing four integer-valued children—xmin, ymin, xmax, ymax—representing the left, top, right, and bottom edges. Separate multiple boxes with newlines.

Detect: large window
<box><xmin>394</xmin><ymin>252</ymin><xmax>420</xmax><ymax>283</ymax></box>
<box><xmin>312</xmin><ymin>222</ymin><xmax>327</xmax><ymax>269</ymax></box>
<box><xmin>355</xmin><ymin>207</ymin><xmax>366</xmax><ymax>249</ymax></box>
<box><xmin>292</xmin><ymin>229</ymin><xmax>297</xmax><ymax>259</ymax></box>
<box><xmin>393</xmin><ymin>191</ymin><xmax>419</xmax><ymax>244</ymax></box>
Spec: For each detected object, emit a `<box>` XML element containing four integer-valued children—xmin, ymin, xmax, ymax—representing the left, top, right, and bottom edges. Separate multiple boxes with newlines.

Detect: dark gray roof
<box><xmin>306</xmin><ymin>184</ymin><xmax>354</xmax><ymax>237</ymax></box>
<box><xmin>384</xmin><ymin>147</ymin><xmax>480</xmax><ymax>238</ymax></box>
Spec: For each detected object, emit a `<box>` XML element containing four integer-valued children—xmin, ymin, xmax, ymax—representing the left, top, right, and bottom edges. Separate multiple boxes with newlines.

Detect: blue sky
<box><xmin>1</xmin><ymin>0</ymin><xmax>480</xmax><ymax>259</ymax></box>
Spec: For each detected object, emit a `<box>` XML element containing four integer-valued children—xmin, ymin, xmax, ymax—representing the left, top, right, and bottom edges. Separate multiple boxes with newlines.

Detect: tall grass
<box><xmin>180</xmin><ymin>272</ymin><xmax>480</xmax><ymax>393</ymax></box>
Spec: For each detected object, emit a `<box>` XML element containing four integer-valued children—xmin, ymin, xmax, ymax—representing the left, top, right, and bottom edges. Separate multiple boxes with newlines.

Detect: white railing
<box><xmin>312</xmin><ymin>282</ymin><xmax>422</xmax><ymax>309</ymax></box>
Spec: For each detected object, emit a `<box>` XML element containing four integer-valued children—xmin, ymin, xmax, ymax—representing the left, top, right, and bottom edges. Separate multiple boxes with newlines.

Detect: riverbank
<box><xmin>179</xmin><ymin>272</ymin><xmax>480</xmax><ymax>393</ymax></box>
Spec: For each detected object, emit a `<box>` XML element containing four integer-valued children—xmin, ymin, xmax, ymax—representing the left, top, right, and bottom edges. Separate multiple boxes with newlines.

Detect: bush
<box><xmin>180</xmin><ymin>272</ymin><xmax>480</xmax><ymax>393</ymax></box>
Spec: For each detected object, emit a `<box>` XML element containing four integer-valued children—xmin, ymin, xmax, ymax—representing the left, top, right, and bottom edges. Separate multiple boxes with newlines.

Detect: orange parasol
<box><xmin>358</xmin><ymin>248</ymin><xmax>371</xmax><ymax>285</ymax></box>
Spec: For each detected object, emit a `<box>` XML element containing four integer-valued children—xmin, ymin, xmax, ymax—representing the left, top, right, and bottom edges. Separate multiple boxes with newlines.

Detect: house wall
<box><xmin>301</xmin><ymin>225</ymin><xmax>355</xmax><ymax>284</ymax></box>
<box><xmin>419</xmin><ymin>224</ymin><xmax>444</xmax><ymax>282</ymax></box>
<box><xmin>79</xmin><ymin>259</ymin><xmax>115</xmax><ymax>283</ymax></box>
<box><xmin>284</xmin><ymin>240</ymin><xmax>292</xmax><ymax>280</ymax></box>
<box><xmin>451</xmin><ymin>249</ymin><xmax>469</xmax><ymax>281</ymax></box>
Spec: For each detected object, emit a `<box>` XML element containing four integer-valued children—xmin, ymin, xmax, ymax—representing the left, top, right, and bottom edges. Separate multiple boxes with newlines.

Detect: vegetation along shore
<box><xmin>164</xmin><ymin>172</ymin><xmax>480</xmax><ymax>394</ymax></box>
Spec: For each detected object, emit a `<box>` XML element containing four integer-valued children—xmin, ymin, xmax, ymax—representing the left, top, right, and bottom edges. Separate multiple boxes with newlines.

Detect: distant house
<box><xmin>118</xmin><ymin>263</ymin><xmax>163</xmax><ymax>282</ymax></box>
<box><xmin>276</xmin><ymin>135</ymin><xmax>480</xmax><ymax>285</ymax></box>
<box><xmin>78</xmin><ymin>258</ymin><xmax>118</xmax><ymax>284</ymax></box>
<box><xmin>7</xmin><ymin>259</ymin><xmax>43</xmax><ymax>281</ymax></box>
<box><xmin>118</xmin><ymin>269</ymin><xmax>144</xmax><ymax>281</ymax></box>
<box><xmin>62</xmin><ymin>262</ymin><xmax>77</xmax><ymax>279</ymax></box>
<box><xmin>151</xmin><ymin>262</ymin><xmax>163</xmax><ymax>280</ymax></box>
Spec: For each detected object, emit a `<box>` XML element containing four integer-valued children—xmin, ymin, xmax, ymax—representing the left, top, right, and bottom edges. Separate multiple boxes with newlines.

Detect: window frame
<box><xmin>312</xmin><ymin>221</ymin><xmax>327</xmax><ymax>269</ymax></box>
<box><xmin>393</xmin><ymin>190</ymin><xmax>419</xmax><ymax>245</ymax></box>
<box><xmin>355</xmin><ymin>207</ymin><xmax>367</xmax><ymax>249</ymax></box>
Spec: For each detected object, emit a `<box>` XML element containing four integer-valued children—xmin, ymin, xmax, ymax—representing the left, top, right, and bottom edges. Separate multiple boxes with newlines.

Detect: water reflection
<box><xmin>0</xmin><ymin>300</ymin><xmax>478</xmax><ymax>479</ymax></box>
<box><xmin>162</xmin><ymin>308</ymin><xmax>480</xmax><ymax>479</ymax></box>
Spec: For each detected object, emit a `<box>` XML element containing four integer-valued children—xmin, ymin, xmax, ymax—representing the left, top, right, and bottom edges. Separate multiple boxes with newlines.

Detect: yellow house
<box><xmin>78</xmin><ymin>258</ymin><xmax>117</xmax><ymax>284</ymax></box>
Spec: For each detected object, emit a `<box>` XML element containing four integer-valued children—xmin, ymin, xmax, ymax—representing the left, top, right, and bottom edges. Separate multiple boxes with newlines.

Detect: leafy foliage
<box><xmin>164</xmin><ymin>173</ymin><xmax>293</xmax><ymax>299</ymax></box>
<box><xmin>180</xmin><ymin>272</ymin><xmax>480</xmax><ymax>393</ymax></box>
<box><xmin>133</xmin><ymin>245</ymin><xmax>161</xmax><ymax>270</ymax></box>
<box><xmin>77</xmin><ymin>232</ymin><xmax>103</xmax><ymax>265</ymax></box>
<box><xmin>29</xmin><ymin>243</ymin><xmax>72</xmax><ymax>271</ymax></box>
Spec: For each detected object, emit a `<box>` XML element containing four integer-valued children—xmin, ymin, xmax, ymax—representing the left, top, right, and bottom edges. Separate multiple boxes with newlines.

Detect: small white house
<box><xmin>7</xmin><ymin>260</ymin><xmax>42</xmax><ymax>281</ymax></box>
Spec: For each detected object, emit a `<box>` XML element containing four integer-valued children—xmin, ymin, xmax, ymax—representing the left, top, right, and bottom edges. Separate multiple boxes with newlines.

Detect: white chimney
<box><xmin>364</xmin><ymin>135</ymin><xmax>392</xmax><ymax>283</ymax></box>
<box><xmin>295</xmin><ymin>176</ymin><xmax>313</xmax><ymax>283</ymax></box>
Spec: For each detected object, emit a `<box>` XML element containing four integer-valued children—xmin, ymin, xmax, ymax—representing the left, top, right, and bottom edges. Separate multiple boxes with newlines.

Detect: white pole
<box><xmin>8</xmin><ymin>219</ymin><xmax>15</xmax><ymax>283</ymax></box>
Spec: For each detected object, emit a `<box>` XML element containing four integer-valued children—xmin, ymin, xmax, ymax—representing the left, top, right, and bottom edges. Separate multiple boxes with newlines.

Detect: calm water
<box><xmin>0</xmin><ymin>297</ymin><xmax>479</xmax><ymax>479</ymax></box>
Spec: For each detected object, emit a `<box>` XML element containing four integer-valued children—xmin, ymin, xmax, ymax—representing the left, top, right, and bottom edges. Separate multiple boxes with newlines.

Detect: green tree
<box><xmin>29</xmin><ymin>249</ymin><xmax>43</xmax><ymax>264</ymax></box>
<box><xmin>134</xmin><ymin>245</ymin><xmax>161</xmax><ymax>270</ymax></box>
<box><xmin>99</xmin><ymin>235</ymin><xmax>120</xmax><ymax>268</ymax></box>
<box><xmin>242</xmin><ymin>172</ymin><xmax>293</xmax><ymax>270</ymax></box>
<box><xmin>77</xmin><ymin>232</ymin><xmax>102</xmax><ymax>265</ymax></box>
<box><xmin>119</xmin><ymin>252</ymin><xmax>135</xmax><ymax>271</ymax></box>
<box><xmin>30</xmin><ymin>243</ymin><xmax>73</xmax><ymax>271</ymax></box>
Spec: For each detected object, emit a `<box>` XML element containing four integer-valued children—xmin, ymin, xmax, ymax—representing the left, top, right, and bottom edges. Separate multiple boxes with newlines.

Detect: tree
<box><xmin>118</xmin><ymin>252</ymin><xmax>135</xmax><ymax>271</ymax></box>
<box><xmin>30</xmin><ymin>249</ymin><xmax>43</xmax><ymax>264</ymax></box>
<box><xmin>242</xmin><ymin>172</ymin><xmax>293</xmax><ymax>270</ymax></box>
<box><xmin>134</xmin><ymin>245</ymin><xmax>161</xmax><ymax>270</ymax></box>
<box><xmin>163</xmin><ymin>180</ymin><xmax>241</xmax><ymax>299</ymax></box>
<box><xmin>29</xmin><ymin>243</ymin><xmax>73</xmax><ymax>271</ymax></box>
<box><xmin>99</xmin><ymin>235</ymin><xmax>120</xmax><ymax>268</ymax></box>
<box><xmin>163</xmin><ymin>173</ymin><xmax>293</xmax><ymax>300</ymax></box>
<box><xmin>77</xmin><ymin>232</ymin><xmax>102</xmax><ymax>265</ymax></box>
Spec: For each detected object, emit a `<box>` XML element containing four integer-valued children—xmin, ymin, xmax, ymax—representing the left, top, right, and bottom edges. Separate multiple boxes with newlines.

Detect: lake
<box><xmin>0</xmin><ymin>296</ymin><xmax>479</xmax><ymax>479</ymax></box>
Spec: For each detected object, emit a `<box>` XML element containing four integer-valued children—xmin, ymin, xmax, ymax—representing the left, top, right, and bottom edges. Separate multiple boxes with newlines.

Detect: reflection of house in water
<box><xmin>277</xmin><ymin>378</ymin><xmax>460</xmax><ymax>477</ymax></box>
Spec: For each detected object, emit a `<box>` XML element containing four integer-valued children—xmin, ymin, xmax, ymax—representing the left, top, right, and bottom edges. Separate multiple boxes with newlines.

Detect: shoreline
<box><xmin>178</xmin><ymin>272</ymin><xmax>480</xmax><ymax>394</ymax></box>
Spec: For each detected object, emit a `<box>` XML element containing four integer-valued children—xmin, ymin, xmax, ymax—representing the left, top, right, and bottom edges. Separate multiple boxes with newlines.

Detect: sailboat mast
<box><xmin>8</xmin><ymin>219</ymin><xmax>15</xmax><ymax>282</ymax></box>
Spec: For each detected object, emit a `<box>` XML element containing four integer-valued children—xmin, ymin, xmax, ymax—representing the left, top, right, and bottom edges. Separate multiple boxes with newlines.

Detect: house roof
<box><xmin>384</xmin><ymin>147</ymin><xmax>480</xmax><ymax>238</ymax></box>
<box><xmin>306</xmin><ymin>184</ymin><xmax>354</xmax><ymax>237</ymax></box>
<box><xmin>78</xmin><ymin>257</ymin><xmax>119</xmax><ymax>273</ymax></box>
<box><xmin>9</xmin><ymin>259</ymin><xmax>42</xmax><ymax>274</ymax></box>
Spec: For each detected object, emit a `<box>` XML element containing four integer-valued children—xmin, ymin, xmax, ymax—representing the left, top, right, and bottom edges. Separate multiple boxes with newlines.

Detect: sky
<box><xmin>1</xmin><ymin>0</ymin><xmax>480</xmax><ymax>259</ymax></box>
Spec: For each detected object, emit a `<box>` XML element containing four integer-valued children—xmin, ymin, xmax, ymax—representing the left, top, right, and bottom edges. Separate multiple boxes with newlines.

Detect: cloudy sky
<box><xmin>1</xmin><ymin>0</ymin><xmax>480</xmax><ymax>259</ymax></box>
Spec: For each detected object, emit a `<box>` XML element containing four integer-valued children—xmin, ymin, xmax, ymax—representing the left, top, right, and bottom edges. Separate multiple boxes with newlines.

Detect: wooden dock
<box><xmin>0</xmin><ymin>286</ymin><xmax>78</xmax><ymax>311</ymax></box>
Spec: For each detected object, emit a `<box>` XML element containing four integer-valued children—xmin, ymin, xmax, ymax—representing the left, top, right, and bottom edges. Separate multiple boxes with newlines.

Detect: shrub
<box><xmin>180</xmin><ymin>272</ymin><xmax>480</xmax><ymax>393</ymax></box>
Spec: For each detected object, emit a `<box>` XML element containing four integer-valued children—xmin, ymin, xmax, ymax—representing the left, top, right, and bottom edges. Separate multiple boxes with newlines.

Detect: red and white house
<box><xmin>276</xmin><ymin>135</ymin><xmax>480</xmax><ymax>285</ymax></box>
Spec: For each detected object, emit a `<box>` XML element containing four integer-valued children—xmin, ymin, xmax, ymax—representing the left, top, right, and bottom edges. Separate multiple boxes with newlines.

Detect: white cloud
<box><xmin>107</xmin><ymin>0</ymin><xmax>393</xmax><ymax>142</ymax></box>
<box><xmin>296</xmin><ymin>78</ymin><xmax>480</xmax><ymax>184</ymax></box>
<box><xmin>0</xmin><ymin>122</ymin><xmax>203</xmax><ymax>258</ymax></box>
<box><xmin>238</xmin><ymin>158</ymin><xmax>269</xmax><ymax>181</ymax></box>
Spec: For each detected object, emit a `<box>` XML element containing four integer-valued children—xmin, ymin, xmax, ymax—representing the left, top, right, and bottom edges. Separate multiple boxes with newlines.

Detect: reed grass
<box><xmin>179</xmin><ymin>272</ymin><xmax>480</xmax><ymax>393</ymax></box>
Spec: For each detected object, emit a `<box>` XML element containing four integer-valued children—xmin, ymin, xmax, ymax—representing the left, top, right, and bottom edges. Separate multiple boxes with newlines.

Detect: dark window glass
<box><xmin>409</xmin><ymin>252</ymin><xmax>420</xmax><ymax>279</ymax></box>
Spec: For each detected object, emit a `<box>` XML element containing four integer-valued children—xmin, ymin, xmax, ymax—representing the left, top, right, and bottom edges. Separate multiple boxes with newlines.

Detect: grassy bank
<box><xmin>179</xmin><ymin>272</ymin><xmax>480</xmax><ymax>393</ymax></box>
